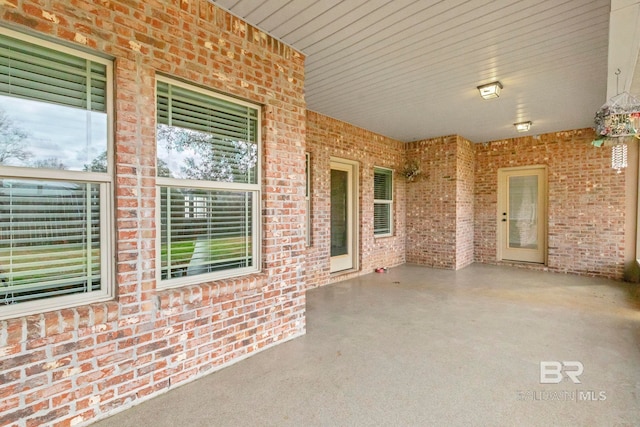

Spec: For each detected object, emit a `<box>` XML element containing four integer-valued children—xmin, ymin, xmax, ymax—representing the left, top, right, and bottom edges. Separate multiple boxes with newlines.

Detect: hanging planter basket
<box><xmin>593</xmin><ymin>92</ymin><xmax>640</xmax><ymax>140</ymax></box>
<box><xmin>592</xmin><ymin>92</ymin><xmax>640</xmax><ymax>173</ymax></box>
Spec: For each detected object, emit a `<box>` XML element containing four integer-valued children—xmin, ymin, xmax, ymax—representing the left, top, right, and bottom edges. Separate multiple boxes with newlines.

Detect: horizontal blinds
<box><xmin>0</xmin><ymin>34</ymin><xmax>107</xmax><ymax>112</ymax></box>
<box><xmin>156</xmin><ymin>124</ymin><xmax>257</xmax><ymax>183</ymax></box>
<box><xmin>156</xmin><ymin>81</ymin><xmax>258</xmax><ymax>184</ymax></box>
<box><xmin>374</xmin><ymin>168</ymin><xmax>392</xmax><ymax>235</ymax></box>
<box><xmin>374</xmin><ymin>168</ymin><xmax>392</xmax><ymax>201</ymax></box>
<box><xmin>160</xmin><ymin>187</ymin><xmax>253</xmax><ymax>280</ymax></box>
<box><xmin>373</xmin><ymin>203</ymin><xmax>391</xmax><ymax>235</ymax></box>
<box><xmin>0</xmin><ymin>179</ymin><xmax>101</xmax><ymax>304</ymax></box>
<box><xmin>157</xmin><ymin>81</ymin><xmax>257</xmax><ymax>142</ymax></box>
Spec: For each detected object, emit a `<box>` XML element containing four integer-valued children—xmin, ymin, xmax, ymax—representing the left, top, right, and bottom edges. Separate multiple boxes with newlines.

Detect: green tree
<box><xmin>157</xmin><ymin>124</ymin><xmax>256</xmax><ymax>182</ymax></box>
<box><xmin>83</xmin><ymin>151</ymin><xmax>107</xmax><ymax>173</ymax></box>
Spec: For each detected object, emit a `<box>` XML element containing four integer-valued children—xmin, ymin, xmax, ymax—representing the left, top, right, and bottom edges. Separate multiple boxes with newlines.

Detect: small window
<box><xmin>373</xmin><ymin>167</ymin><xmax>393</xmax><ymax>236</ymax></box>
<box><xmin>156</xmin><ymin>77</ymin><xmax>260</xmax><ymax>287</ymax></box>
<box><xmin>0</xmin><ymin>28</ymin><xmax>113</xmax><ymax>319</ymax></box>
<box><xmin>305</xmin><ymin>152</ymin><xmax>311</xmax><ymax>246</ymax></box>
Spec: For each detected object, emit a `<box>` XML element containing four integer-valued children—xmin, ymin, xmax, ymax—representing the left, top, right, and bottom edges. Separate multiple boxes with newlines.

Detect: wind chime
<box><xmin>592</xmin><ymin>69</ymin><xmax>640</xmax><ymax>173</ymax></box>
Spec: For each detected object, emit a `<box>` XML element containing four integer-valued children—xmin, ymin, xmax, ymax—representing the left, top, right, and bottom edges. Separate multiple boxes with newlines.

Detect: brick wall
<box><xmin>456</xmin><ymin>137</ymin><xmax>475</xmax><ymax>269</ymax></box>
<box><xmin>0</xmin><ymin>2</ymin><xmax>306</xmax><ymax>426</ymax></box>
<box><xmin>305</xmin><ymin>112</ymin><xmax>406</xmax><ymax>287</ymax></box>
<box><xmin>405</xmin><ymin>136</ymin><xmax>459</xmax><ymax>269</ymax></box>
<box><xmin>0</xmin><ymin>1</ymin><xmax>629</xmax><ymax>425</ymax></box>
<box><xmin>475</xmin><ymin>129</ymin><xmax>626</xmax><ymax>279</ymax></box>
<box><xmin>405</xmin><ymin>129</ymin><xmax>625</xmax><ymax>278</ymax></box>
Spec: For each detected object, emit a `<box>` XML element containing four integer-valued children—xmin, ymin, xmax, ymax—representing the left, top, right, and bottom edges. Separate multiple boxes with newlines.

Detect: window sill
<box><xmin>374</xmin><ymin>234</ymin><xmax>395</xmax><ymax>240</ymax></box>
<box><xmin>156</xmin><ymin>272</ymin><xmax>269</xmax><ymax>310</ymax></box>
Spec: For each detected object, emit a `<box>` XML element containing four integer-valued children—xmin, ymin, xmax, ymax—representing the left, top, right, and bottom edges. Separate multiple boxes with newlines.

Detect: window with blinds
<box><xmin>305</xmin><ymin>153</ymin><xmax>311</xmax><ymax>246</ymax></box>
<box><xmin>156</xmin><ymin>80</ymin><xmax>258</xmax><ymax>183</ymax></box>
<box><xmin>0</xmin><ymin>28</ymin><xmax>112</xmax><ymax>319</ymax></box>
<box><xmin>156</xmin><ymin>77</ymin><xmax>260</xmax><ymax>287</ymax></box>
<box><xmin>373</xmin><ymin>167</ymin><xmax>393</xmax><ymax>236</ymax></box>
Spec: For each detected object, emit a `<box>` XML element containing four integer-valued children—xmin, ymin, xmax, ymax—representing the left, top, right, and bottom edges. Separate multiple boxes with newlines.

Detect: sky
<box><xmin>0</xmin><ymin>95</ymin><xmax>107</xmax><ymax>171</ymax></box>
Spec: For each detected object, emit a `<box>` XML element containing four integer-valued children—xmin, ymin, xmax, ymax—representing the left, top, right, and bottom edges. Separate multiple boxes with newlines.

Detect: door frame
<box><xmin>497</xmin><ymin>165</ymin><xmax>548</xmax><ymax>264</ymax></box>
<box><xmin>330</xmin><ymin>157</ymin><xmax>359</xmax><ymax>273</ymax></box>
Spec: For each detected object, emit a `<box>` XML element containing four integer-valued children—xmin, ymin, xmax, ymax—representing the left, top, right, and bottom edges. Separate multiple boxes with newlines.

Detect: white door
<box><xmin>330</xmin><ymin>159</ymin><xmax>358</xmax><ymax>273</ymax></box>
<box><xmin>497</xmin><ymin>166</ymin><xmax>547</xmax><ymax>263</ymax></box>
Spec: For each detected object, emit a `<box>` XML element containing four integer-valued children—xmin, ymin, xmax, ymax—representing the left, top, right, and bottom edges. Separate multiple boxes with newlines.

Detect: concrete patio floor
<box><xmin>93</xmin><ymin>264</ymin><xmax>640</xmax><ymax>426</ymax></box>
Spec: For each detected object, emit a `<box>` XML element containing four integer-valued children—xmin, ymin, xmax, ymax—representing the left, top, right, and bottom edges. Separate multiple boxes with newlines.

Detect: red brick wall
<box><xmin>0</xmin><ymin>2</ymin><xmax>306</xmax><ymax>426</ymax></box>
<box><xmin>305</xmin><ymin>112</ymin><xmax>406</xmax><ymax>287</ymax></box>
<box><xmin>475</xmin><ymin>129</ymin><xmax>626</xmax><ymax>278</ymax></box>
<box><xmin>405</xmin><ymin>136</ymin><xmax>459</xmax><ymax>268</ymax></box>
<box><xmin>405</xmin><ymin>129</ymin><xmax>625</xmax><ymax>278</ymax></box>
<box><xmin>0</xmin><ymin>2</ymin><xmax>628</xmax><ymax>425</ymax></box>
<box><xmin>456</xmin><ymin>137</ymin><xmax>475</xmax><ymax>269</ymax></box>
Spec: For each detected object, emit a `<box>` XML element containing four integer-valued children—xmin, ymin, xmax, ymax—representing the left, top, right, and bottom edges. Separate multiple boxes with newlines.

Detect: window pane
<box><xmin>374</xmin><ymin>168</ymin><xmax>392</xmax><ymax>236</ymax></box>
<box><xmin>374</xmin><ymin>203</ymin><xmax>391</xmax><ymax>235</ymax></box>
<box><xmin>0</xmin><ymin>95</ymin><xmax>108</xmax><ymax>171</ymax></box>
<box><xmin>160</xmin><ymin>187</ymin><xmax>254</xmax><ymax>280</ymax></box>
<box><xmin>0</xmin><ymin>34</ymin><xmax>108</xmax><ymax>112</ymax></box>
<box><xmin>374</xmin><ymin>168</ymin><xmax>392</xmax><ymax>200</ymax></box>
<box><xmin>305</xmin><ymin>153</ymin><xmax>310</xmax><ymax>198</ymax></box>
<box><xmin>156</xmin><ymin>81</ymin><xmax>258</xmax><ymax>184</ymax></box>
<box><xmin>0</xmin><ymin>179</ymin><xmax>101</xmax><ymax>304</ymax></box>
<box><xmin>330</xmin><ymin>169</ymin><xmax>349</xmax><ymax>257</ymax></box>
<box><xmin>305</xmin><ymin>153</ymin><xmax>311</xmax><ymax>245</ymax></box>
<box><xmin>157</xmin><ymin>124</ymin><xmax>257</xmax><ymax>183</ymax></box>
<box><xmin>508</xmin><ymin>175</ymin><xmax>538</xmax><ymax>249</ymax></box>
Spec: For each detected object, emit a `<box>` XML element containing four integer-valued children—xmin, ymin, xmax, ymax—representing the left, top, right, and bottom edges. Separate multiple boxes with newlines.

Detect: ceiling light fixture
<box><xmin>477</xmin><ymin>81</ymin><xmax>503</xmax><ymax>99</ymax></box>
<box><xmin>514</xmin><ymin>121</ymin><xmax>532</xmax><ymax>132</ymax></box>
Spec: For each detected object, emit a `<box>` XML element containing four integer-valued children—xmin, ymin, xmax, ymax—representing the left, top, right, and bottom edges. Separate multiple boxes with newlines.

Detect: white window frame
<box><xmin>155</xmin><ymin>76</ymin><xmax>261</xmax><ymax>289</ymax></box>
<box><xmin>0</xmin><ymin>27</ymin><xmax>114</xmax><ymax>320</ymax></box>
<box><xmin>373</xmin><ymin>167</ymin><xmax>394</xmax><ymax>237</ymax></box>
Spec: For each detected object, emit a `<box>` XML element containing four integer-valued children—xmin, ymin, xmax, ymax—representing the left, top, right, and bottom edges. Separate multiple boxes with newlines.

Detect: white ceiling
<box><xmin>212</xmin><ymin>0</ymin><xmax>612</xmax><ymax>143</ymax></box>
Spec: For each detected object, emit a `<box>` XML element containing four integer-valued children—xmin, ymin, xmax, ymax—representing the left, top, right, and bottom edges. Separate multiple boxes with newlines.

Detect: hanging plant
<box><xmin>592</xmin><ymin>91</ymin><xmax>640</xmax><ymax>147</ymax></box>
<box><xmin>402</xmin><ymin>159</ymin><xmax>421</xmax><ymax>182</ymax></box>
<box><xmin>591</xmin><ymin>91</ymin><xmax>640</xmax><ymax>173</ymax></box>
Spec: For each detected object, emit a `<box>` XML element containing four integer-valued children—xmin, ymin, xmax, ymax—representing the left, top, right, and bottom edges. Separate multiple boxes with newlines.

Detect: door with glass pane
<box><xmin>497</xmin><ymin>166</ymin><xmax>547</xmax><ymax>263</ymax></box>
<box><xmin>330</xmin><ymin>159</ymin><xmax>358</xmax><ymax>273</ymax></box>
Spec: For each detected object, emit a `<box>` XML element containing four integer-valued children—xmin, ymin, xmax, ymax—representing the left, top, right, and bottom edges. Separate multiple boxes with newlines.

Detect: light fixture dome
<box><xmin>514</xmin><ymin>121</ymin><xmax>532</xmax><ymax>132</ymax></box>
<box><xmin>477</xmin><ymin>81</ymin><xmax>502</xmax><ymax>99</ymax></box>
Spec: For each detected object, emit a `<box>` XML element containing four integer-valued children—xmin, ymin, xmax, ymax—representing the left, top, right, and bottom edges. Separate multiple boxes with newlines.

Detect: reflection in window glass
<box><xmin>156</xmin><ymin>78</ymin><xmax>260</xmax><ymax>286</ymax></box>
<box><xmin>0</xmin><ymin>28</ymin><xmax>112</xmax><ymax>315</ymax></box>
<box><xmin>156</xmin><ymin>80</ymin><xmax>258</xmax><ymax>184</ymax></box>
<box><xmin>157</xmin><ymin>124</ymin><xmax>257</xmax><ymax>182</ymax></box>
<box><xmin>0</xmin><ymin>95</ymin><xmax>108</xmax><ymax>171</ymax></box>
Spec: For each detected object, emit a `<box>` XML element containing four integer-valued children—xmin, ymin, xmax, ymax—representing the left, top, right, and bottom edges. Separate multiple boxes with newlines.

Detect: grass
<box><xmin>161</xmin><ymin>236</ymin><xmax>251</xmax><ymax>268</ymax></box>
<box><xmin>0</xmin><ymin>243</ymin><xmax>100</xmax><ymax>298</ymax></box>
<box><xmin>0</xmin><ymin>236</ymin><xmax>252</xmax><ymax>290</ymax></box>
